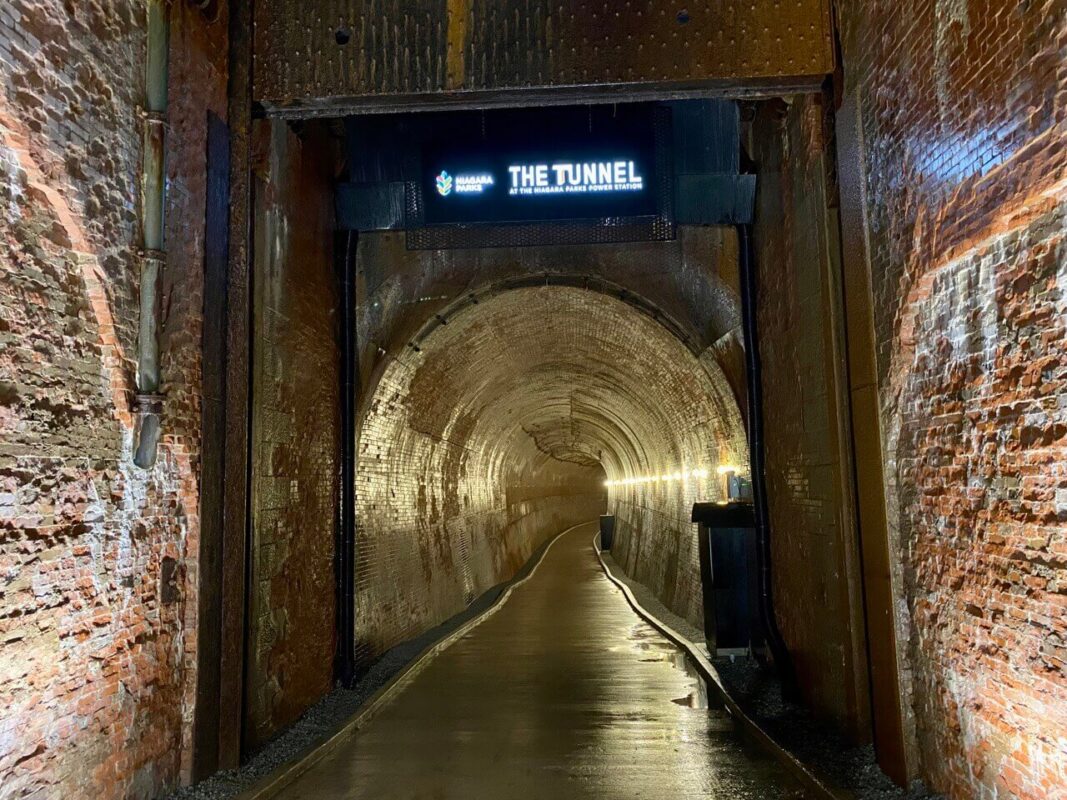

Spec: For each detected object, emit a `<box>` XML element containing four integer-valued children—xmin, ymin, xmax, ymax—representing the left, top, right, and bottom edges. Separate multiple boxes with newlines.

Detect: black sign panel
<box><xmin>420</xmin><ymin>105</ymin><xmax>660</xmax><ymax>226</ymax></box>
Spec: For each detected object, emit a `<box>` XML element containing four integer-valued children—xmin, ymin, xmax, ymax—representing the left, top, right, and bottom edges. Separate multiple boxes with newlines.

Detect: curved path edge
<box><xmin>234</xmin><ymin>521</ymin><xmax>594</xmax><ymax>800</ymax></box>
<box><xmin>591</xmin><ymin>532</ymin><xmax>853</xmax><ymax>800</ymax></box>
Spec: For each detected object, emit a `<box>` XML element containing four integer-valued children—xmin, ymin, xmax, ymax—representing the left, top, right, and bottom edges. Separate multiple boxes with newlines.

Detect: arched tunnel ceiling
<box><xmin>359</xmin><ymin>285</ymin><xmax>748</xmax><ymax>486</ymax></box>
<box><xmin>354</xmin><ymin>284</ymin><xmax>750</xmax><ymax>661</ymax></box>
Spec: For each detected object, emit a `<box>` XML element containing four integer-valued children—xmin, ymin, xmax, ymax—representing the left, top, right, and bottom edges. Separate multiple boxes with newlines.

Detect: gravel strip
<box><xmin>599</xmin><ymin>550</ymin><xmax>942</xmax><ymax>800</ymax></box>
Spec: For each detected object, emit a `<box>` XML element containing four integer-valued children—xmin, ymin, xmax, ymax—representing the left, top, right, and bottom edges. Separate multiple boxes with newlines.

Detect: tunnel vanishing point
<box><xmin>0</xmin><ymin>2</ymin><xmax>1065</xmax><ymax>799</ymax></box>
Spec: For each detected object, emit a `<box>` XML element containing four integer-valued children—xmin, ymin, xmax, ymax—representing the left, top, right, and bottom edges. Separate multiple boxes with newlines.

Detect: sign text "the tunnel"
<box><xmin>507</xmin><ymin>160</ymin><xmax>644</xmax><ymax>196</ymax></box>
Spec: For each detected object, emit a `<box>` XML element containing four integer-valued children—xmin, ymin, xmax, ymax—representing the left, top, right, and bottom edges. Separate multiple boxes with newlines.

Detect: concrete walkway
<box><xmin>280</xmin><ymin>522</ymin><xmax>808</xmax><ymax>799</ymax></box>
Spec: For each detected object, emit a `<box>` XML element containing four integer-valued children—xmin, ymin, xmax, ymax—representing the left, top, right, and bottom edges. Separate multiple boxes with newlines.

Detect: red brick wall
<box><xmin>164</xmin><ymin>1</ymin><xmax>229</xmax><ymax>778</ymax></box>
<box><xmin>0</xmin><ymin>2</ymin><xmax>225</xmax><ymax>797</ymax></box>
<box><xmin>245</xmin><ymin>119</ymin><xmax>341</xmax><ymax>748</ymax></box>
<box><xmin>836</xmin><ymin>1</ymin><xmax>1067</xmax><ymax>796</ymax></box>
<box><xmin>748</xmin><ymin>95</ymin><xmax>870</xmax><ymax>739</ymax></box>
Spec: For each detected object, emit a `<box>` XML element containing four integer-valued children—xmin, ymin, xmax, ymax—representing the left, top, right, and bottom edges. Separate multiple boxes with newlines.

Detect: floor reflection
<box><xmin>282</xmin><ymin>523</ymin><xmax>810</xmax><ymax>799</ymax></box>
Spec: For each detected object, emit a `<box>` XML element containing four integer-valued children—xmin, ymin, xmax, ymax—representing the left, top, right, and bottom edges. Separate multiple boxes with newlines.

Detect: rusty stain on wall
<box><xmin>445</xmin><ymin>0</ymin><xmax>469</xmax><ymax>90</ymax></box>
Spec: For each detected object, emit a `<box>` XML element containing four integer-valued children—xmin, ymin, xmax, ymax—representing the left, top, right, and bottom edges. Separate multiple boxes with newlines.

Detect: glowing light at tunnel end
<box><xmin>603</xmin><ymin>467</ymin><xmax>714</xmax><ymax>488</ymax></box>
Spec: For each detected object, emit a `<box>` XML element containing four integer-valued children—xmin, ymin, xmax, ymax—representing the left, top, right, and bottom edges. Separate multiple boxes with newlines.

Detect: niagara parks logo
<box><xmin>434</xmin><ymin>170</ymin><xmax>494</xmax><ymax>196</ymax></box>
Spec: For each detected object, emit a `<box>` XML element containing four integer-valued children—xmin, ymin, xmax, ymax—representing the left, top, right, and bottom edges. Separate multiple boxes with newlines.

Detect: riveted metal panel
<box><xmin>255</xmin><ymin>0</ymin><xmax>450</xmax><ymax>108</ymax></box>
<box><xmin>255</xmin><ymin>0</ymin><xmax>833</xmax><ymax>115</ymax></box>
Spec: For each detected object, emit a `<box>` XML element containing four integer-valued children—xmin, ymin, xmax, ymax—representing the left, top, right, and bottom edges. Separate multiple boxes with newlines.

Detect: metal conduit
<box><xmin>337</xmin><ymin>230</ymin><xmax>358</xmax><ymax>686</ymax></box>
<box><xmin>133</xmin><ymin>0</ymin><xmax>169</xmax><ymax>468</ymax></box>
<box><xmin>737</xmin><ymin>223</ymin><xmax>798</xmax><ymax>699</ymax></box>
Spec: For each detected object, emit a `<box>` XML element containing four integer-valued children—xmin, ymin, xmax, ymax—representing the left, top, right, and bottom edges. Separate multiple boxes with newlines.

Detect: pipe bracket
<box><xmin>135</xmin><ymin>393</ymin><xmax>165</xmax><ymax>415</ymax></box>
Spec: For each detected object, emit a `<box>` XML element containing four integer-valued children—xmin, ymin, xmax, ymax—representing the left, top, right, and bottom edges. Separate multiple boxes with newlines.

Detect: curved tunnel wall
<box><xmin>607</xmin><ymin>343</ymin><xmax>749</xmax><ymax>626</ymax></box>
<box><xmin>355</xmin><ymin>285</ymin><xmax>747</xmax><ymax>665</ymax></box>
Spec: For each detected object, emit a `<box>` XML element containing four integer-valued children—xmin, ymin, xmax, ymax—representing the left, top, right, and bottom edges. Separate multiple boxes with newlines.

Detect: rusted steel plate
<box><xmin>254</xmin><ymin>0</ymin><xmax>833</xmax><ymax>113</ymax></box>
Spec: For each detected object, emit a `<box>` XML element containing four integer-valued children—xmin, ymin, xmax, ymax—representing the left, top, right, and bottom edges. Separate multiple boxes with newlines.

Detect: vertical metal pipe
<box><xmin>218</xmin><ymin>0</ymin><xmax>255</xmax><ymax>767</ymax></box>
<box><xmin>134</xmin><ymin>0</ymin><xmax>169</xmax><ymax>468</ymax></box>
<box><xmin>737</xmin><ymin>222</ymin><xmax>798</xmax><ymax>699</ymax></box>
<box><xmin>336</xmin><ymin>230</ymin><xmax>358</xmax><ymax>686</ymax></box>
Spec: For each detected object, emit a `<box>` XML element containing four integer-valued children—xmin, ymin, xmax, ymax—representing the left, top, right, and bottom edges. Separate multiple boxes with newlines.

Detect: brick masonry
<box><xmin>748</xmin><ymin>94</ymin><xmax>870</xmax><ymax>740</ymax></box>
<box><xmin>354</xmin><ymin>227</ymin><xmax>746</xmax><ymax>403</ymax></box>
<box><xmin>352</xmin><ymin>233</ymin><xmax>750</xmax><ymax>663</ymax></box>
<box><xmin>241</xmin><ymin>128</ymin><xmax>754</xmax><ymax>744</ymax></box>
<box><xmin>0</xmin><ymin>2</ymin><xmax>226</xmax><ymax>798</ymax></box>
<box><xmin>166</xmin><ymin>1</ymin><xmax>229</xmax><ymax>776</ymax></box>
<box><xmin>836</xmin><ymin>0</ymin><xmax>1067</xmax><ymax>797</ymax></box>
<box><xmin>608</xmin><ymin>341</ymin><xmax>749</xmax><ymax>628</ymax></box>
<box><xmin>0</xmin><ymin>9</ymin><xmax>757</xmax><ymax>784</ymax></box>
<box><xmin>354</xmin><ymin>284</ymin><xmax>736</xmax><ymax>664</ymax></box>
<box><xmin>245</xmin><ymin>118</ymin><xmax>342</xmax><ymax>749</ymax></box>
<box><xmin>6</xmin><ymin>2</ymin><xmax>1062</xmax><ymax>797</ymax></box>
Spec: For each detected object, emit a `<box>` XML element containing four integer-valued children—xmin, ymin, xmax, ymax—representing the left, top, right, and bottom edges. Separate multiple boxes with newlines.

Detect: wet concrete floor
<box><xmin>281</xmin><ymin>523</ymin><xmax>809</xmax><ymax>798</ymax></box>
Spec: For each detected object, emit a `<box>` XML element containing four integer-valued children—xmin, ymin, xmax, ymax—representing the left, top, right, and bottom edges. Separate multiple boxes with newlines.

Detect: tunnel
<box><xmin>2</xmin><ymin>2</ymin><xmax>1065</xmax><ymax>799</ymax></box>
<box><xmin>354</xmin><ymin>284</ymin><xmax>747</xmax><ymax>663</ymax></box>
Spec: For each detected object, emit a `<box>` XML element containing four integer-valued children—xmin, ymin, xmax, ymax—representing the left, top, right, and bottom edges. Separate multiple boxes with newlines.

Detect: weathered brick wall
<box><xmin>354</xmin><ymin>228</ymin><xmax>746</xmax><ymax>408</ymax></box>
<box><xmin>354</xmin><ymin>284</ymin><xmax>747</xmax><ymax>664</ymax></box>
<box><xmin>836</xmin><ymin>1</ymin><xmax>1067</xmax><ymax>796</ymax></box>
<box><xmin>747</xmin><ymin>96</ymin><xmax>869</xmax><ymax>739</ymax></box>
<box><xmin>246</xmin><ymin>119</ymin><xmax>341</xmax><ymax>748</ymax></box>
<box><xmin>163</xmin><ymin>2</ymin><xmax>229</xmax><ymax>776</ymax></box>
<box><xmin>355</xmin><ymin>287</ymin><xmax>608</xmax><ymax>664</ymax></box>
<box><xmin>609</xmin><ymin>345</ymin><xmax>749</xmax><ymax>628</ymax></box>
<box><xmin>353</xmin><ymin>228</ymin><xmax>748</xmax><ymax>665</ymax></box>
<box><xmin>0</xmin><ymin>2</ymin><xmax>226</xmax><ymax>797</ymax></box>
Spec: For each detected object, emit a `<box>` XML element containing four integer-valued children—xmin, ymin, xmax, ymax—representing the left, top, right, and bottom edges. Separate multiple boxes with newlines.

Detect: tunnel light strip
<box><xmin>604</xmin><ymin>468</ymin><xmax>711</xmax><ymax>488</ymax></box>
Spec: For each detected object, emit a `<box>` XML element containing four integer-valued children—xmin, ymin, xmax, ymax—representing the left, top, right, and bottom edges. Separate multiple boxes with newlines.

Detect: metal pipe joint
<box><xmin>132</xmin><ymin>0</ymin><xmax>169</xmax><ymax>468</ymax></box>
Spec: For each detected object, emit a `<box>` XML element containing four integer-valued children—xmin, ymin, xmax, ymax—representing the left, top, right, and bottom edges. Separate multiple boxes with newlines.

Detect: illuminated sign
<box><xmin>436</xmin><ymin>170</ymin><xmax>496</xmax><ymax>196</ymax></box>
<box><xmin>506</xmin><ymin>161</ymin><xmax>643</xmax><ymax>195</ymax></box>
<box><xmin>419</xmin><ymin>105</ymin><xmax>661</xmax><ymax>226</ymax></box>
<box><xmin>435</xmin><ymin>161</ymin><xmax>642</xmax><ymax>201</ymax></box>
<box><xmin>456</xmin><ymin>173</ymin><xmax>495</xmax><ymax>194</ymax></box>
